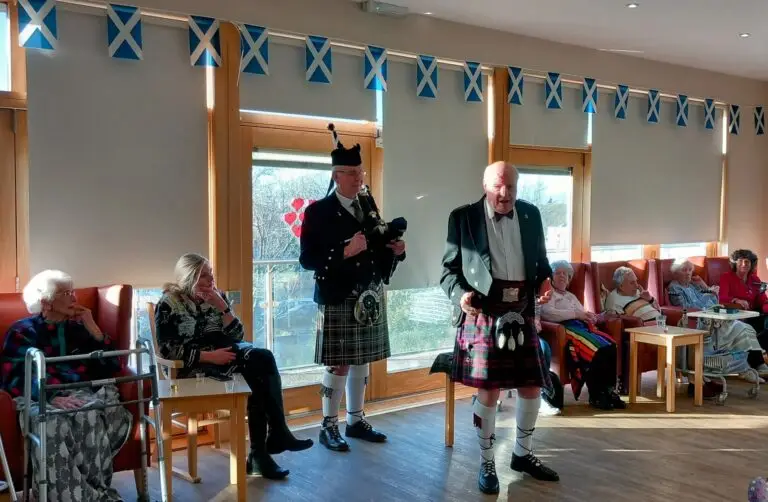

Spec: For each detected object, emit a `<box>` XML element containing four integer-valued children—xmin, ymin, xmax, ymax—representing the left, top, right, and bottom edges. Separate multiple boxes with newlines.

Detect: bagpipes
<box><xmin>356</xmin><ymin>184</ymin><xmax>407</xmax><ymax>249</ymax></box>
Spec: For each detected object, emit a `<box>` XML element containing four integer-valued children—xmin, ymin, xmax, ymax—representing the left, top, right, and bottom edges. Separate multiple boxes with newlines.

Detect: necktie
<box><xmin>351</xmin><ymin>199</ymin><xmax>364</xmax><ymax>222</ymax></box>
<box><xmin>494</xmin><ymin>210</ymin><xmax>513</xmax><ymax>222</ymax></box>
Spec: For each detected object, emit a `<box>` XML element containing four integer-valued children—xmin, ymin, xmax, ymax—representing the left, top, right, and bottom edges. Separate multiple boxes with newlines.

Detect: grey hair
<box><xmin>550</xmin><ymin>260</ymin><xmax>574</xmax><ymax>282</ymax></box>
<box><xmin>670</xmin><ymin>258</ymin><xmax>694</xmax><ymax>274</ymax></box>
<box><xmin>613</xmin><ymin>266</ymin><xmax>635</xmax><ymax>289</ymax></box>
<box><xmin>163</xmin><ymin>253</ymin><xmax>209</xmax><ymax>299</ymax></box>
<box><xmin>23</xmin><ymin>270</ymin><xmax>73</xmax><ymax>314</ymax></box>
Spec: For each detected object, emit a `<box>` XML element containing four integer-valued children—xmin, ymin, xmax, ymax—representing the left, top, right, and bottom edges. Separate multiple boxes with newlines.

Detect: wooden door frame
<box><xmin>508</xmin><ymin>145</ymin><xmax>592</xmax><ymax>263</ymax></box>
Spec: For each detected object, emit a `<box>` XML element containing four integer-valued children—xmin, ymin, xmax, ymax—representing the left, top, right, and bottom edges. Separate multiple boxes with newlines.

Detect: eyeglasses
<box><xmin>55</xmin><ymin>289</ymin><xmax>75</xmax><ymax>298</ymax></box>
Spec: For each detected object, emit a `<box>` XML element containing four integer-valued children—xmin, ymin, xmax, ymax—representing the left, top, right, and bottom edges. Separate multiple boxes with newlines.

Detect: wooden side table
<box><xmin>158</xmin><ymin>377</ymin><xmax>251</xmax><ymax>502</ymax></box>
<box><xmin>625</xmin><ymin>326</ymin><xmax>707</xmax><ymax>413</ymax></box>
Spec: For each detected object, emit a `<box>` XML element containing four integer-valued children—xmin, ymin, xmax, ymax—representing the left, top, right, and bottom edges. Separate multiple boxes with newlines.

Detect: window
<box><xmin>591</xmin><ymin>245</ymin><xmax>643</xmax><ymax>262</ymax></box>
<box><xmin>131</xmin><ymin>288</ymin><xmax>164</xmax><ymax>370</ymax></box>
<box><xmin>660</xmin><ymin>242</ymin><xmax>708</xmax><ymax>260</ymax></box>
<box><xmin>0</xmin><ymin>3</ymin><xmax>10</xmax><ymax>92</ymax></box>
<box><xmin>518</xmin><ymin>169</ymin><xmax>573</xmax><ymax>262</ymax></box>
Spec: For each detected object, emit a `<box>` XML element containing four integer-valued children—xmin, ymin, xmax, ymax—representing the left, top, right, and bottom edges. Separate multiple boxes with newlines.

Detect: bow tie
<box><xmin>494</xmin><ymin>210</ymin><xmax>514</xmax><ymax>222</ymax></box>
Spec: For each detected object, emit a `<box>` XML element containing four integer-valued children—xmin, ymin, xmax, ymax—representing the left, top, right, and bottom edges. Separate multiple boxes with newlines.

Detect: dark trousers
<box><xmin>585</xmin><ymin>344</ymin><xmax>618</xmax><ymax>395</ymax></box>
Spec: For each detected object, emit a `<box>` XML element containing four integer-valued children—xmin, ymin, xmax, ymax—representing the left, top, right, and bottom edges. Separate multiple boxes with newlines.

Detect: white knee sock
<box><xmin>346</xmin><ymin>364</ymin><xmax>369</xmax><ymax>425</ymax></box>
<box><xmin>473</xmin><ymin>400</ymin><xmax>497</xmax><ymax>463</ymax></box>
<box><xmin>514</xmin><ymin>395</ymin><xmax>541</xmax><ymax>457</ymax></box>
<box><xmin>321</xmin><ymin>369</ymin><xmax>347</xmax><ymax>425</ymax></box>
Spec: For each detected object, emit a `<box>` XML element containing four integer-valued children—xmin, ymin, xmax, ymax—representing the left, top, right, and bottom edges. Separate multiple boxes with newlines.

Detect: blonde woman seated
<box><xmin>155</xmin><ymin>253</ymin><xmax>313</xmax><ymax>480</ymax></box>
<box><xmin>540</xmin><ymin>261</ymin><xmax>625</xmax><ymax>410</ymax></box>
<box><xmin>669</xmin><ymin>258</ymin><xmax>768</xmax><ymax>381</ymax></box>
<box><xmin>604</xmin><ymin>267</ymin><xmax>661</xmax><ymax>322</ymax></box>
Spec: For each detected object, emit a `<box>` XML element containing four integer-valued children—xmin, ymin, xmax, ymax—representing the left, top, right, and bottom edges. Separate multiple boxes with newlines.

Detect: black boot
<box><xmin>345</xmin><ymin>412</ymin><xmax>387</xmax><ymax>443</ymax></box>
<box><xmin>478</xmin><ymin>459</ymin><xmax>499</xmax><ymax>494</ymax></box>
<box><xmin>589</xmin><ymin>389</ymin><xmax>613</xmax><ymax>410</ymax></box>
<box><xmin>246</xmin><ymin>403</ymin><xmax>289</xmax><ymax>480</ymax></box>
<box><xmin>262</xmin><ymin>374</ymin><xmax>314</xmax><ymax>454</ymax></box>
<box><xmin>609</xmin><ymin>388</ymin><xmax>627</xmax><ymax>409</ymax></box>
<box><xmin>319</xmin><ymin>416</ymin><xmax>350</xmax><ymax>452</ymax></box>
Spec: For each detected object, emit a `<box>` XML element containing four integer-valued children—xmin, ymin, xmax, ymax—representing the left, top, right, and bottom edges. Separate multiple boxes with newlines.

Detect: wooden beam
<box><xmin>14</xmin><ymin>109</ymin><xmax>29</xmax><ymax>287</ymax></box>
<box><xmin>489</xmin><ymin>67</ymin><xmax>510</xmax><ymax>164</ymax></box>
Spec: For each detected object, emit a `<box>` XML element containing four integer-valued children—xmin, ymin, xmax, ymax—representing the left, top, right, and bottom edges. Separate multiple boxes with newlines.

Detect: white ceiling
<box><xmin>375</xmin><ymin>0</ymin><xmax>768</xmax><ymax>80</ymax></box>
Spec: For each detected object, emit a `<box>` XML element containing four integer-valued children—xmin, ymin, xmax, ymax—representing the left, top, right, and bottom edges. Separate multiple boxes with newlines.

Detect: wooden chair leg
<box><xmin>445</xmin><ymin>375</ymin><xmax>455</xmax><ymax>447</ymax></box>
<box><xmin>213</xmin><ymin>422</ymin><xmax>222</xmax><ymax>449</ymax></box>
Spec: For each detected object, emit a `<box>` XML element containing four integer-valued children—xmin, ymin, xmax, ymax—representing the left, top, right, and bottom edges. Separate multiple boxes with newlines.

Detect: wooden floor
<box><xmin>113</xmin><ymin>376</ymin><xmax>768</xmax><ymax>501</ymax></box>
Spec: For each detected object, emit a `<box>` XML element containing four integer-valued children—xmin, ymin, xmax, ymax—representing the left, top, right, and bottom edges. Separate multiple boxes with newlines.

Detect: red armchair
<box><xmin>590</xmin><ymin>260</ymin><xmax>657</xmax><ymax>392</ymax></box>
<box><xmin>538</xmin><ymin>262</ymin><xmax>622</xmax><ymax>386</ymax></box>
<box><xmin>0</xmin><ymin>285</ymin><xmax>146</xmax><ymax>493</ymax></box>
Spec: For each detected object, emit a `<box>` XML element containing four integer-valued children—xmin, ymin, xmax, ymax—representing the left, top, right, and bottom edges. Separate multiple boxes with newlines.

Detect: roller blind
<box><xmin>591</xmin><ymin>92</ymin><xmax>722</xmax><ymax>245</ymax></box>
<box><xmin>240</xmin><ymin>42</ymin><xmax>376</xmax><ymax>122</ymax></box>
<box><xmin>382</xmin><ymin>60</ymin><xmax>488</xmax><ymax>290</ymax></box>
<box><xmin>27</xmin><ymin>10</ymin><xmax>208</xmax><ymax>287</ymax></box>
<box><xmin>510</xmin><ymin>82</ymin><xmax>588</xmax><ymax>148</ymax></box>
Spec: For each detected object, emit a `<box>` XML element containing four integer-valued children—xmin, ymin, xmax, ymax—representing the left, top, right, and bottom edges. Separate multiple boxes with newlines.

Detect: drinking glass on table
<box><xmin>656</xmin><ymin>315</ymin><xmax>667</xmax><ymax>332</ymax></box>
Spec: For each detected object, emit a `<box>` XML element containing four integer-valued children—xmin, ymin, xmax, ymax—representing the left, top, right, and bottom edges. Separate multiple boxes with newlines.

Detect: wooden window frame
<box><xmin>0</xmin><ymin>0</ymin><xmax>27</xmax><ymax>109</ymax></box>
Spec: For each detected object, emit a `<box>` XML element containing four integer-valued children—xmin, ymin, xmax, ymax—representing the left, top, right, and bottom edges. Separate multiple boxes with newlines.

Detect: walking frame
<box><xmin>20</xmin><ymin>338</ymin><xmax>168</xmax><ymax>502</ymax></box>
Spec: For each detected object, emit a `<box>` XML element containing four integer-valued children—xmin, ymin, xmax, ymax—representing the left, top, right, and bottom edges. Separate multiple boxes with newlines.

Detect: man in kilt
<box><xmin>299</xmin><ymin>124</ymin><xmax>406</xmax><ymax>452</ymax></box>
<box><xmin>441</xmin><ymin>161</ymin><xmax>558</xmax><ymax>494</ymax></box>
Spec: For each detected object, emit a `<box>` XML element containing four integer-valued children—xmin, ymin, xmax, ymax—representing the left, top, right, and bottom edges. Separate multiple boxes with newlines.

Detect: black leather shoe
<box><xmin>589</xmin><ymin>390</ymin><xmax>613</xmax><ymax>411</ymax></box>
<box><xmin>609</xmin><ymin>390</ymin><xmax>627</xmax><ymax>409</ymax></box>
<box><xmin>511</xmin><ymin>453</ymin><xmax>559</xmax><ymax>481</ymax></box>
<box><xmin>345</xmin><ymin>419</ymin><xmax>387</xmax><ymax>443</ymax></box>
<box><xmin>246</xmin><ymin>451</ymin><xmax>289</xmax><ymax>480</ymax></box>
<box><xmin>319</xmin><ymin>423</ymin><xmax>350</xmax><ymax>452</ymax></box>
<box><xmin>266</xmin><ymin>432</ymin><xmax>314</xmax><ymax>455</ymax></box>
<box><xmin>478</xmin><ymin>459</ymin><xmax>499</xmax><ymax>494</ymax></box>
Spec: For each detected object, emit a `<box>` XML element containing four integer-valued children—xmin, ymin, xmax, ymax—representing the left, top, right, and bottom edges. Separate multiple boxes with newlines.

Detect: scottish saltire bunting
<box><xmin>755</xmin><ymin>106</ymin><xmax>765</xmax><ymax>135</ymax></box>
<box><xmin>647</xmin><ymin>89</ymin><xmax>660</xmax><ymax>123</ymax></box>
<box><xmin>704</xmin><ymin>99</ymin><xmax>716</xmax><ymax>130</ymax></box>
<box><xmin>107</xmin><ymin>4</ymin><xmax>142</xmax><ymax>60</ymax></box>
<box><xmin>416</xmin><ymin>55</ymin><xmax>437</xmax><ymax>98</ymax></box>
<box><xmin>238</xmin><ymin>24</ymin><xmax>268</xmax><ymax>75</ymax></box>
<box><xmin>508</xmin><ymin>66</ymin><xmax>523</xmax><ymax>105</ymax></box>
<box><xmin>729</xmin><ymin>105</ymin><xmax>740</xmax><ymax>135</ymax></box>
<box><xmin>614</xmin><ymin>85</ymin><xmax>629</xmax><ymax>119</ymax></box>
<box><xmin>364</xmin><ymin>45</ymin><xmax>387</xmax><ymax>91</ymax></box>
<box><xmin>545</xmin><ymin>72</ymin><xmax>562</xmax><ymax>110</ymax></box>
<box><xmin>464</xmin><ymin>62</ymin><xmax>483</xmax><ymax>102</ymax></box>
<box><xmin>188</xmin><ymin>16</ymin><xmax>220</xmax><ymax>67</ymax></box>
<box><xmin>582</xmin><ymin>77</ymin><xmax>598</xmax><ymax>113</ymax></box>
<box><xmin>306</xmin><ymin>35</ymin><xmax>332</xmax><ymax>84</ymax></box>
<box><xmin>18</xmin><ymin>0</ymin><xmax>57</xmax><ymax>50</ymax></box>
<box><xmin>676</xmin><ymin>94</ymin><xmax>688</xmax><ymax>127</ymax></box>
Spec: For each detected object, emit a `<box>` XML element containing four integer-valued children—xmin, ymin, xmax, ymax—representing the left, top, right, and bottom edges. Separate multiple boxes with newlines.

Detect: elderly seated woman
<box><xmin>719</xmin><ymin>249</ymin><xmax>768</xmax><ymax>334</ymax></box>
<box><xmin>540</xmin><ymin>261</ymin><xmax>625</xmax><ymax>411</ymax></box>
<box><xmin>0</xmin><ymin>270</ymin><xmax>130</xmax><ymax>501</ymax></box>
<box><xmin>604</xmin><ymin>266</ymin><xmax>661</xmax><ymax>322</ymax></box>
<box><xmin>155</xmin><ymin>253</ymin><xmax>313</xmax><ymax>481</ymax></box>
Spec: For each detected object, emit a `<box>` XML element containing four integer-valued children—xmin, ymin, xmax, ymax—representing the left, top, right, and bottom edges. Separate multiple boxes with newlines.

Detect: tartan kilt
<box><xmin>452</xmin><ymin>311</ymin><xmax>550</xmax><ymax>390</ymax></box>
<box><xmin>314</xmin><ymin>294</ymin><xmax>391</xmax><ymax>366</ymax></box>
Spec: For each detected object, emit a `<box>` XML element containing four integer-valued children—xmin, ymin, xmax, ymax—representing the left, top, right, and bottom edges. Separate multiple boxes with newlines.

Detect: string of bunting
<box><xmin>16</xmin><ymin>0</ymin><xmax>764</xmax><ymax>135</ymax></box>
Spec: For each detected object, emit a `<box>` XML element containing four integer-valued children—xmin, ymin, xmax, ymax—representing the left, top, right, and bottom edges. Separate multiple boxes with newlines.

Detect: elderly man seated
<box><xmin>604</xmin><ymin>266</ymin><xmax>661</xmax><ymax>322</ymax></box>
<box><xmin>669</xmin><ymin>258</ymin><xmax>768</xmax><ymax>381</ymax></box>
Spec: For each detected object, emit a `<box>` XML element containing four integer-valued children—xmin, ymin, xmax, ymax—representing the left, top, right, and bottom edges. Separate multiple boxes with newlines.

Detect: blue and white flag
<box><xmin>508</xmin><ymin>66</ymin><xmax>523</xmax><ymax>105</ymax></box>
<box><xmin>545</xmin><ymin>72</ymin><xmax>562</xmax><ymax>110</ymax></box>
<box><xmin>647</xmin><ymin>89</ymin><xmax>660</xmax><ymax>123</ymax></box>
<box><xmin>188</xmin><ymin>16</ymin><xmax>220</xmax><ymax>67</ymax></box>
<box><xmin>755</xmin><ymin>106</ymin><xmax>764</xmax><ymax>135</ymax></box>
<box><xmin>416</xmin><ymin>55</ymin><xmax>437</xmax><ymax>99</ymax></box>
<box><xmin>729</xmin><ymin>105</ymin><xmax>740</xmax><ymax>135</ymax></box>
<box><xmin>18</xmin><ymin>0</ymin><xmax>57</xmax><ymax>50</ymax></box>
<box><xmin>306</xmin><ymin>35</ymin><xmax>331</xmax><ymax>84</ymax></box>
<box><xmin>238</xmin><ymin>24</ymin><xmax>268</xmax><ymax>75</ymax></box>
<box><xmin>364</xmin><ymin>45</ymin><xmax>387</xmax><ymax>91</ymax></box>
<box><xmin>107</xmin><ymin>4</ymin><xmax>142</xmax><ymax>60</ymax></box>
<box><xmin>464</xmin><ymin>62</ymin><xmax>483</xmax><ymax>102</ymax></box>
<box><xmin>614</xmin><ymin>84</ymin><xmax>629</xmax><ymax>119</ymax></box>
<box><xmin>704</xmin><ymin>99</ymin><xmax>716</xmax><ymax>130</ymax></box>
<box><xmin>582</xmin><ymin>77</ymin><xmax>598</xmax><ymax>114</ymax></box>
<box><xmin>676</xmin><ymin>94</ymin><xmax>688</xmax><ymax>127</ymax></box>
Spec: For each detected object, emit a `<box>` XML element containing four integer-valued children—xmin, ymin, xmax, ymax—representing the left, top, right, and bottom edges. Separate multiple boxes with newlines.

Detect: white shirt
<box><xmin>335</xmin><ymin>191</ymin><xmax>358</xmax><ymax>218</ymax></box>
<box><xmin>540</xmin><ymin>289</ymin><xmax>585</xmax><ymax>322</ymax></box>
<box><xmin>485</xmin><ymin>200</ymin><xmax>525</xmax><ymax>281</ymax></box>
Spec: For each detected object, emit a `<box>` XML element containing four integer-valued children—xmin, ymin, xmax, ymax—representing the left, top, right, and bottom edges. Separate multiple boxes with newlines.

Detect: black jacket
<box><xmin>299</xmin><ymin>193</ymin><xmax>404</xmax><ymax>305</ymax></box>
<box><xmin>440</xmin><ymin>197</ymin><xmax>551</xmax><ymax>306</ymax></box>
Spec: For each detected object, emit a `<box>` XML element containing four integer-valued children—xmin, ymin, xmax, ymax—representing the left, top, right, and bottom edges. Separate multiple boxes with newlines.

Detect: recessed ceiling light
<box><xmin>425</xmin><ymin>11</ymin><xmax>433</xmax><ymax>15</ymax></box>
<box><xmin>739</xmin><ymin>32</ymin><xmax>751</xmax><ymax>38</ymax></box>
<box><xmin>626</xmin><ymin>3</ymin><xmax>639</xmax><ymax>8</ymax></box>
